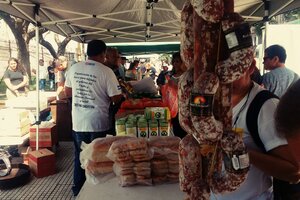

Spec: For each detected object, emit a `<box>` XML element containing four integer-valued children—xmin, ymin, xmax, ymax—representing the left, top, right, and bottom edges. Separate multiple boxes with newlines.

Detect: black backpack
<box><xmin>246</xmin><ymin>90</ymin><xmax>300</xmax><ymax>200</ymax></box>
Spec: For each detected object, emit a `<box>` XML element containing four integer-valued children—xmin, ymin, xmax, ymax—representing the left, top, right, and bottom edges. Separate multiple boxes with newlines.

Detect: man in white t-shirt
<box><xmin>212</xmin><ymin>60</ymin><xmax>296</xmax><ymax>200</ymax></box>
<box><xmin>64</xmin><ymin>40</ymin><xmax>123</xmax><ymax>196</ymax></box>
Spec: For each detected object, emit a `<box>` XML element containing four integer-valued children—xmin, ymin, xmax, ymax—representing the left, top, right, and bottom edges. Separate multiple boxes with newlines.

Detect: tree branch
<box><xmin>61</xmin><ymin>37</ymin><xmax>71</xmax><ymax>51</ymax></box>
<box><xmin>39</xmin><ymin>34</ymin><xmax>58</xmax><ymax>58</ymax></box>
<box><xmin>57</xmin><ymin>37</ymin><xmax>71</xmax><ymax>56</ymax></box>
<box><xmin>27</xmin><ymin>27</ymin><xmax>48</xmax><ymax>42</ymax></box>
<box><xmin>54</xmin><ymin>34</ymin><xmax>61</xmax><ymax>45</ymax></box>
<box><xmin>0</xmin><ymin>11</ymin><xmax>16</xmax><ymax>32</ymax></box>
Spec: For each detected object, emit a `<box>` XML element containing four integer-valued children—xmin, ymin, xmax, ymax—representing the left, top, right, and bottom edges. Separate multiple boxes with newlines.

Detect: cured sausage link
<box><xmin>179</xmin><ymin>134</ymin><xmax>210</xmax><ymax>199</ymax></box>
<box><xmin>209</xmin><ymin>131</ymin><xmax>249</xmax><ymax>193</ymax></box>
<box><xmin>193</xmin><ymin>11</ymin><xmax>220</xmax><ymax>81</ymax></box>
<box><xmin>213</xmin><ymin>84</ymin><xmax>232</xmax><ymax>130</ymax></box>
<box><xmin>191</xmin><ymin>0</ymin><xmax>224</xmax><ymax>23</ymax></box>
<box><xmin>216</xmin><ymin>47</ymin><xmax>254</xmax><ymax>83</ymax></box>
<box><xmin>191</xmin><ymin>72</ymin><xmax>223</xmax><ymax>143</ymax></box>
<box><xmin>216</xmin><ymin>13</ymin><xmax>254</xmax><ymax>83</ymax></box>
<box><xmin>178</xmin><ymin>68</ymin><xmax>196</xmax><ymax>135</ymax></box>
<box><xmin>180</xmin><ymin>1</ymin><xmax>194</xmax><ymax>69</ymax></box>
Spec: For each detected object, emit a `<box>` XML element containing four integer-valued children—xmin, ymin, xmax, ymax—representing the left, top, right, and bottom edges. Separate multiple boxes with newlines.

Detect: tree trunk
<box><xmin>0</xmin><ymin>11</ymin><xmax>72</xmax><ymax>80</ymax></box>
<box><xmin>16</xmin><ymin>37</ymin><xmax>31</xmax><ymax>78</ymax></box>
<box><xmin>40</xmin><ymin>34</ymin><xmax>58</xmax><ymax>59</ymax></box>
<box><xmin>57</xmin><ymin>37</ymin><xmax>71</xmax><ymax>56</ymax></box>
<box><xmin>0</xmin><ymin>12</ymin><xmax>32</xmax><ymax>79</ymax></box>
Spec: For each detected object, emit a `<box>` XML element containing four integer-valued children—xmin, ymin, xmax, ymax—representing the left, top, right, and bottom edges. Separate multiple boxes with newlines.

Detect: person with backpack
<box><xmin>256</xmin><ymin>79</ymin><xmax>300</xmax><ymax>200</ymax></box>
<box><xmin>215</xmin><ymin>58</ymin><xmax>296</xmax><ymax>200</ymax></box>
<box><xmin>275</xmin><ymin>79</ymin><xmax>300</xmax><ymax>164</ymax></box>
<box><xmin>246</xmin><ymin>80</ymin><xmax>300</xmax><ymax>200</ymax></box>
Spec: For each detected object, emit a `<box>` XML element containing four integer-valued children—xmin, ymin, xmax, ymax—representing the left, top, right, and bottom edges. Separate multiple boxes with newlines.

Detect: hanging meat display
<box><xmin>178</xmin><ymin>0</ymin><xmax>254</xmax><ymax>199</ymax></box>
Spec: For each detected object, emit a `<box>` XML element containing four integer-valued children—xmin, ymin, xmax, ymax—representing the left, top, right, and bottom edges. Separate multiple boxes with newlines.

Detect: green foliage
<box><xmin>0</xmin><ymin>80</ymin><xmax>6</xmax><ymax>93</ymax></box>
<box><xmin>253</xmin><ymin>8</ymin><xmax>300</xmax><ymax>41</ymax></box>
<box><xmin>29</xmin><ymin>77</ymin><xmax>36</xmax><ymax>91</ymax></box>
<box><xmin>253</xmin><ymin>22</ymin><xmax>264</xmax><ymax>38</ymax></box>
<box><xmin>283</xmin><ymin>8</ymin><xmax>300</xmax><ymax>22</ymax></box>
<box><xmin>159</xmin><ymin>53</ymin><xmax>171</xmax><ymax>65</ymax></box>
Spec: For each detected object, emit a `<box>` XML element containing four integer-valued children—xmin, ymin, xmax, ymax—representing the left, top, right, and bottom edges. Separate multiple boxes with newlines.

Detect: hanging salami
<box><xmin>178</xmin><ymin>0</ymin><xmax>254</xmax><ymax>199</ymax></box>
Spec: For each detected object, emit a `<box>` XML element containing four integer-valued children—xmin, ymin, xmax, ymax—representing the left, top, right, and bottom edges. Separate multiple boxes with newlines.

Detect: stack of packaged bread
<box><xmin>81</xmin><ymin>136</ymin><xmax>180</xmax><ymax>187</ymax></box>
<box><xmin>148</xmin><ymin>136</ymin><xmax>180</xmax><ymax>184</ymax></box>
<box><xmin>108</xmin><ymin>137</ymin><xmax>153</xmax><ymax>186</ymax></box>
<box><xmin>81</xmin><ymin>136</ymin><xmax>131</xmax><ymax>177</ymax></box>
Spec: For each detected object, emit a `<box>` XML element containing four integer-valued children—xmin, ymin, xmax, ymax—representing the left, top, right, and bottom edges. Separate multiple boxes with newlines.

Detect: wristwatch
<box><xmin>0</xmin><ymin>149</ymin><xmax>12</xmax><ymax>177</ymax></box>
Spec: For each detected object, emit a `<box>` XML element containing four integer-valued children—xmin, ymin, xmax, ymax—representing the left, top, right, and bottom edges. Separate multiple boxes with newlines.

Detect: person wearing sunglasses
<box><xmin>262</xmin><ymin>44</ymin><xmax>299</xmax><ymax>97</ymax></box>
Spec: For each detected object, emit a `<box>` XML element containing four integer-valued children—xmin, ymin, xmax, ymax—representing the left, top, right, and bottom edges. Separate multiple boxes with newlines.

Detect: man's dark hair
<box><xmin>121</xmin><ymin>56</ymin><xmax>127</xmax><ymax>60</ymax></box>
<box><xmin>172</xmin><ymin>52</ymin><xmax>181</xmax><ymax>61</ymax></box>
<box><xmin>265</xmin><ymin>44</ymin><xmax>287</xmax><ymax>63</ymax></box>
<box><xmin>87</xmin><ymin>40</ymin><xmax>107</xmax><ymax>57</ymax></box>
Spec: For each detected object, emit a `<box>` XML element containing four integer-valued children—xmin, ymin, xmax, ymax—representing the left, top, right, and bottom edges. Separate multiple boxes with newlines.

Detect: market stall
<box><xmin>0</xmin><ymin>0</ymin><xmax>299</xmax><ymax>198</ymax></box>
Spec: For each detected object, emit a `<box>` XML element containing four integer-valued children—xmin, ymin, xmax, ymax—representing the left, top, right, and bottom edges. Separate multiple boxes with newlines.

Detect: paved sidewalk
<box><xmin>0</xmin><ymin>142</ymin><xmax>75</xmax><ymax>200</ymax></box>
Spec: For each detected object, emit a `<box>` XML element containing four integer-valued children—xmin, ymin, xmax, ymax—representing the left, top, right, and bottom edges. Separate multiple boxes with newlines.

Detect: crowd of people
<box><xmin>2</xmin><ymin>42</ymin><xmax>300</xmax><ymax>199</ymax></box>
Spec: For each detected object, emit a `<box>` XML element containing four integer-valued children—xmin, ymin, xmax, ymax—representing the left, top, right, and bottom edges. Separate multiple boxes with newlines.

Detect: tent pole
<box><xmin>262</xmin><ymin>0</ymin><xmax>270</xmax><ymax>75</ymax></box>
<box><xmin>34</xmin><ymin>4</ymin><xmax>40</xmax><ymax>151</ymax></box>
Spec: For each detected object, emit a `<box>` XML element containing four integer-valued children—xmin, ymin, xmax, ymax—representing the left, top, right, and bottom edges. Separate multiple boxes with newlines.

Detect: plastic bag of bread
<box><xmin>86</xmin><ymin>160</ymin><xmax>114</xmax><ymax>175</ymax></box>
<box><xmin>106</xmin><ymin>138</ymin><xmax>132</xmax><ymax>162</ymax></box>
<box><xmin>108</xmin><ymin>137</ymin><xmax>154</xmax><ymax>187</ymax></box>
<box><xmin>134</xmin><ymin>162</ymin><xmax>151</xmax><ymax>177</ymax></box>
<box><xmin>118</xmin><ymin>174</ymin><xmax>137</xmax><ymax>187</ymax></box>
<box><xmin>136</xmin><ymin>176</ymin><xmax>153</xmax><ymax>186</ymax></box>
<box><xmin>134</xmin><ymin>162</ymin><xmax>152</xmax><ymax>186</ymax></box>
<box><xmin>113</xmin><ymin>162</ymin><xmax>135</xmax><ymax>176</ymax></box>
<box><xmin>148</xmin><ymin>137</ymin><xmax>180</xmax><ymax>184</ymax></box>
<box><xmin>128</xmin><ymin>138</ymin><xmax>153</xmax><ymax>162</ymax></box>
<box><xmin>107</xmin><ymin>137</ymin><xmax>154</xmax><ymax>162</ymax></box>
<box><xmin>148</xmin><ymin>136</ymin><xmax>180</xmax><ymax>159</ymax></box>
<box><xmin>79</xmin><ymin>136</ymin><xmax>130</xmax><ymax>184</ymax></box>
<box><xmin>80</xmin><ymin>136</ymin><xmax>130</xmax><ymax>164</ymax></box>
<box><xmin>114</xmin><ymin>161</ymin><xmax>153</xmax><ymax>187</ymax></box>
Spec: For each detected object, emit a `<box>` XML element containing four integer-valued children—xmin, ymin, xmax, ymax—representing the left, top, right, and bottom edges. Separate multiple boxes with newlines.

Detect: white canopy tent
<box><xmin>0</xmin><ymin>0</ymin><xmax>299</xmax><ymax>149</ymax></box>
<box><xmin>0</xmin><ymin>0</ymin><xmax>299</xmax><ymax>44</ymax></box>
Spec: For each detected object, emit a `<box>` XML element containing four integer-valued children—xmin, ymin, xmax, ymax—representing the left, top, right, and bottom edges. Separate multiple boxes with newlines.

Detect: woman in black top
<box><xmin>3</xmin><ymin>57</ymin><xmax>28</xmax><ymax>99</ymax></box>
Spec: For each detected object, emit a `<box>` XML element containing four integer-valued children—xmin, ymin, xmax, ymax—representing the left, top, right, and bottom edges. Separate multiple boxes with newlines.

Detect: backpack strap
<box><xmin>246</xmin><ymin>90</ymin><xmax>279</xmax><ymax>152</ymax></box>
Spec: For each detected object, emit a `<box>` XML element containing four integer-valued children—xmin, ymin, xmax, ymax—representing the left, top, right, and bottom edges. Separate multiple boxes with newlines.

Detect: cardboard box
<box><xmin>145</xmin><ymin>107</ymin><xmax>171</xmax><ymax>120</ymax></box>
<box><xmin>0</xmin><ymin>109</ymin><xmax>31</xmax><ymax>137</ymax></box>
<box><xmin>30</xmin><ymin>123</ymin><xmax>57</xmax><ymax>148</ymax></box>
<box><xmin>28</xmin><ymin>148</ymin><xmax>55</xmax><ymax>178</ymax></box>
<box><xmin>19</xmin><ymin>146</ymin><xmax>32</xmax><ymax>165</ymax></box>
<box><xmin>50</xmin><ymin>100</ymin><xmax>72</xmax><ymax>141</ymax></box>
